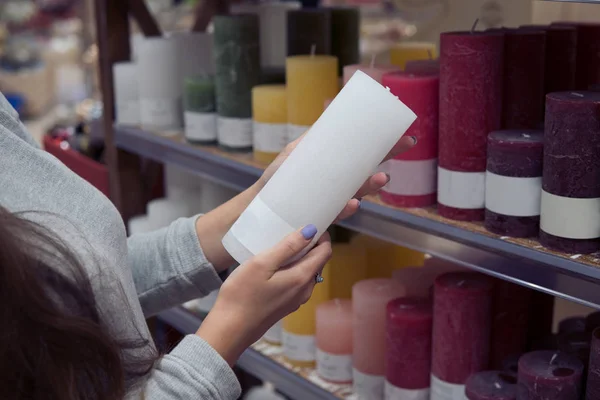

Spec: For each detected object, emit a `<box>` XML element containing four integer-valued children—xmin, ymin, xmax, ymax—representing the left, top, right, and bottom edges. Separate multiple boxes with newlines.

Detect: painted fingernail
<box><xmin>410</xmin><ymin>136</ymin><xmax>418</xmax><ymax>145</ymax></box>
<box><xmin>301</xmin><ymin>224</ymin><xmax>318</xmax><ymax>240</ymax></box>
<box><xmin>357</xmin><ymin>198</ymin><xmax>363</xmax><ymax>208</ymax></box>
<box><xmin>385</xmin><ymin>173</ymin><xmax>391</xmax><ymax>184</ymax></box>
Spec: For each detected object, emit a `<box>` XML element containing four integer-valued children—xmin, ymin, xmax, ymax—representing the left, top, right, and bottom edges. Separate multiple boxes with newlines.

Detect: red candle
<box><xmin>432</xmin><ymin>272</ymin><xmax>494</xmax><ymax>397</ymax></box>
<box><xmin>500</xmin><ymin>29</ymin><xmax>545</xmax><ymax>129</ymax></box>
<box><xmin>438</xmin><ymin>31</ymin><xmax>504</xmax><ymax>221</ymax></box>
<box><xmin>380</xmin><ymin>71</ymin><xmax>438</xmax><ymax>208</ymax></box>
<box><xmin>540</xmin><ymin>92</ymin><xmax>600</xmax><ymax>254</ymax></box>
<box><xmin>466</xmin><ymin>371</ymin><xmax>517</xmax><ymax>400</ymax></box>
<box><xmin>586</xmin><ymin>328</ymin><xmax>600</xmax><ymax>400</ymax></box>
<box><xmin>552</xmin><ymin>22</ymin><xmax>600</xmax><ymax>90</ymax></box>
<box><xmin>484</xmin><ymin>130</ymin><xmax>544</xmax><ymax>238</ymax></box>
<box><xmin>385</xmin><ymin>297</ymin><xmax>432</xmax><ymax>399</ymax></box>
<box><xmin>518</xmin><ymin>351</ymin><xmax>584</xmax><ymax>400</ymax></box>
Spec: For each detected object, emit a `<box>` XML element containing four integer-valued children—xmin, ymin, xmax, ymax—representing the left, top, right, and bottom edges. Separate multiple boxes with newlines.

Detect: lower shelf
<box><xmin>157</xmin><ymin>306</ymin><xmax>349</xmax><ymax>400</ymax></box>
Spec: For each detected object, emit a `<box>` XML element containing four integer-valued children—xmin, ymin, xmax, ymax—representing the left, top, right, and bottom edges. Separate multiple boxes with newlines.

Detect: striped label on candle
<box><xmin>437</xmin><ymin>167</ymin><xmax>485</xmax><ymax>209</ymax></box>
<box><xmin>384</xmin><ymin>381</ymin><xmax>429</xmax><ymax>400</ymax></box>
<box><xmin>253</xmin><ymin>122</ymin><xmax>288</xmax><ymax>153</ymax></box>
<box><xmin>540</xmin><ymin>190</ymin><xmax>600</xmax><ymax>239</ymax></box>
<box><xmin>383</xmin><ymin>159</ymin><xmax>437</xmax><ymax>196</ymax></box>
<box><xmin>485</xmin><ymin>171</ymin><xmax>541</xmax><ymax>217</ymax></box>
<box><xmin>353</xmin><ymin>369</ymin><xmax>385</xmax><ymax>400</ymax></box>
<box><xmin>184</xmin><ymin>111</ymin><xmax>217</xmax><ymax>142</ymax></box>
<box><xmin>140</xmin><ymin>98</ymin><xmax>182</xmax><ymax>128</ymax></box>
<box><xmin>282</xmin><ymin>331</ymin><xmax>316</xmax><ymax>362</ymax></box>
<box><xmin>430</xmin><ymin>375</ymin><xmax>467</xmax><ymax>400</ymax></box>
<box><xmin>316</xmin><ymin>349</ymin><xmax>352</xmax><ymax>383</ymax></box>
<box><xmin>287</xmin><ymin>124</ymin><xmax>310</xmax><ymax>143</ymax></box>
<box><xmin>116</xmin><ymin>99</ymin><xmax>140</xmax><ymax>125</ymax></box>
<box><xmin>217</xmin><ymin>117</ymin><xmax>253</xmax><ymax>147</ymax></box>
<box><xmin>263</xmin><ymin>320</ymin><xmax>282</xmax><ymax>344</ymax></box>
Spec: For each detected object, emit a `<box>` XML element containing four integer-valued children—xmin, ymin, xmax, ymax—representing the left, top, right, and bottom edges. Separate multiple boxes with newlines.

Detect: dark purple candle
<box><xmin>466</xmin><ymin>371</ymin><xmax>517</xmax><ymax>400</ymax></box>
<box><xmin>552</xmin><ymin>22</ymin><xmax>600</xmax><ymax>90</ymax></box>
<box><xmin>518</xmin><ymin>351</ymin><xmax>583</xmax><ymax>400</ymax></box>
<box><xmin>586</xmin><ymin>312</ymin><xmax>600</xmax><ymax>333</ymax></box>
<box><xmin>485</xmin><ymin>130</ymin><xmax>543</xmax><ymax>238</ymax></box>
<box><xmin>500</xmin><ymin>29</ymin><xmax>545</xmax><ymax>129</ymax></box>
<box><xmin>502</xmin><ymin>354</ymin><xmax>521</xmax><ymax>375</ymax></box>
<box><xmin>540</xmin><ymin>91</ymin><xmax>600</xmax><ymax>254</ymax></box>
<box><xmin>559</xmin><ymin>316</ymin><xmax>587</xmax><ymax>335</ymax></box>
<box><xmin>586</xmin><ymin>328</ymin><xmax>600</xmax><ymax>400</ymax></box>
<box><xmin>527</xmin><ymin>292</ymin><xmax>555</xmax><ymax>350</ymax></box>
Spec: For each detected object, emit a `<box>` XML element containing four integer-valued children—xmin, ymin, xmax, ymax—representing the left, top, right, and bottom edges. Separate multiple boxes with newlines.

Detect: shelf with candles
<box><xmin>114</xmin><ymin>125</ymin><xmax>600</xmax><ymax>308</ymax></box>
<box><xmin>157</xmin><ymin>305</ymin><xmax>349</xmax><ymax>400</ymax></box>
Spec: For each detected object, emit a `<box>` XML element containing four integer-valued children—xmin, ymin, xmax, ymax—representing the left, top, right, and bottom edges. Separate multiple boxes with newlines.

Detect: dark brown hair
<box><xmin>0</xmin><ymin>207</ymin><xmax>156</xmax><ymax>399</ymax></box>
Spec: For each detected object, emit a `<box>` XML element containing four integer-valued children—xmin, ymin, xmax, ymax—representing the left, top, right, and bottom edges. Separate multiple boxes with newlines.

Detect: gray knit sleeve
<box><xmin>127</xmin><ymin>216</ymin><xmax>223</xmax><ymax>317</ymax></box>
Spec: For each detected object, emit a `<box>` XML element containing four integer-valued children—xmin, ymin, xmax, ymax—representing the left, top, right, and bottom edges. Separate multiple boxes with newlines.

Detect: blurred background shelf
<box><xmin>115</xmin><ymin>125</ymin><xmax>600</xmax><ymax>308</ymax></box>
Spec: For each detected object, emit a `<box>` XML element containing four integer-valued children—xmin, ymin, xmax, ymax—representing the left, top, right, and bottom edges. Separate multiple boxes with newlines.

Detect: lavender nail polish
<box><xmin>301</xmin><ymin>224</ymin><xmax>318</xmax><ymax>240</ymax></box>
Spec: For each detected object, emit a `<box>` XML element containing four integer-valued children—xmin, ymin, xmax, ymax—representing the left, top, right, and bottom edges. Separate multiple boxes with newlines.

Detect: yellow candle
<box><xmin>329</xmin><ymin>243</ymin><xmax>367</xmax><ymax>299</ymax></box>
<box><xmin>352</xmin><ymin>234</ymin><xmax>425</xmax><ymax>278</ymax></box>
<box><xmin>283</xmin><ymin>264</ymin><xmax>330</xmax><ymax>368</ymax></box>
<box><xmin>390</xmin><ymin>42</ymin><xmax>437</xmax><ymax>70</ymax></box>
<box><xmin>252</xmin><ymin>84</ymin><xmax>287</xmax><ymax>164</ymax></box>
<box><xmin>286</xmin><ymin>55</ymin><xmax>339</xmax><ymax>142</ymax></box>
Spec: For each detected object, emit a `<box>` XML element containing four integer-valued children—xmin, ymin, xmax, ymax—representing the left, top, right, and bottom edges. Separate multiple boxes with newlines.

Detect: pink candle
<box><xmin>466</xmin><ymin>371</ymin><xmax>517</xmax><ymax>400</ymax></box>
<box><xmin>386</xmin><ymin>297</ymin><xmax>433</xmax><ymax>399</ymax></box>
<box><xmin>343</xmin><ymin>64</ymin><xmax>400</xmax><ymax>85</ymax></box>
<box><xmin>353</xmin><ymin>278</ymin><xmax>406</xmax><ymax>399</ymax></box>
<box><xmin>380</xmin><ymin>71</ymin><xmax>439</xmax><ymax>208</ymax></box>
<box><xmin>316</xmin><ymin>299</ymin><xmax>353</xmax><ymax>383</ymax></box>
<box><xmin>432</xmin><ymin>272</ymin><xmax>494</xmax><ymax>396</ymax></box>
<box><xmin>518</xmin><ymin>351</ymin><xmax>584</xmax><ymax>400</ymax></box>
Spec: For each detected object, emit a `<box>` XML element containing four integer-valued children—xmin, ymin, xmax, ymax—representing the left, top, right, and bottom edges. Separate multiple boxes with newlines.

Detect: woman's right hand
<box><xmin>196</xmin><ymin>225</ymin><xmax>332</xmax><ymax>366</ymax></box>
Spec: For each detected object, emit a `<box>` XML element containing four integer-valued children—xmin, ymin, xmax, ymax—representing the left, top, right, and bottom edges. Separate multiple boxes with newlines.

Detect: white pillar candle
<box><xmin>137</xmin><ymin>37</ymin><xmax>182</xmax><ymax>131</ymax></box>
<box><xmin>113</xmin><ymin>62</ymin><xmax>139</xmax><ymax>125</ymax></box>
<box><xmin>222</xmin><ymin>71</ymin><xmax>417</xmax><ymax>264</ymax></box>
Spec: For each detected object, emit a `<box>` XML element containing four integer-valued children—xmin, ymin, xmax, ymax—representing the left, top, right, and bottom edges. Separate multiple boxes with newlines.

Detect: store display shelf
<box><xmin>544</xmin><ymin>0</ymin><xmax>600</xmax><ymax>3</ymax></box>
<box><xmin>115</xmin><ymin>126</ymin><xmax>600</xmax><ymax>308</ymax></box>
<box><xmin>158</xmin><ymin>306</ymin><xmax>348</xmax><ymax>400</ymax></box>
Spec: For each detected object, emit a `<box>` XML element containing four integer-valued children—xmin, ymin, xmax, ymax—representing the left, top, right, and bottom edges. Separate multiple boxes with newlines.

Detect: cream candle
<box><xmin>353</xmin><ymin>278</ymin><xmax>406</xmax><ymax>399</ymax></box>
<box><xmin>316</xmin><ymin>299</ymin><xmax>353</xmax><ymax>383</ymax></box>
<box><xmin>113</xmin><ymin>62</ymin><xmax>139</xmax><ymax>126</ymax></box>
<box><xmin>222</xmin><ymin>71</ymin><xmax>416</xmax><ymax>264</ymax></box>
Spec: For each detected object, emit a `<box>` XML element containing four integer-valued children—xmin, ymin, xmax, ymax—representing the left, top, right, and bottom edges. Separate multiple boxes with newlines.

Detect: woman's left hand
<box><xmin>257</xmin><ymin>134</ymin><xmax>417</xmax><ymax>221</ymax></box>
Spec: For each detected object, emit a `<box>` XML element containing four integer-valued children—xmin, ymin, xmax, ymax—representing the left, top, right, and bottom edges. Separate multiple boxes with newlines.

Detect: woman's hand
<box><xmin>196</xmin><ymin>225</ymin><xmax>331</xmax><ymax>365</ymax></box>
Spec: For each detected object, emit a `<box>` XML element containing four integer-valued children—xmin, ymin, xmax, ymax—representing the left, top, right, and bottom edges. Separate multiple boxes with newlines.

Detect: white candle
<box><xmin>222</xmin><ymin>71</ymin><xmax>417</xmax><ymax>264</ymax></box>
<box><xmin>113</xmin><ymin>61</ymin><xmax>139</xmax><ymax>125</ymax></box>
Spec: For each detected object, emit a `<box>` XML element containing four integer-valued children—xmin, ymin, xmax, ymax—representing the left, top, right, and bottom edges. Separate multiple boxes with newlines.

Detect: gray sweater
<box><xmin>0</xmin><ymin>94</ymin><xmax>241</xmax><ymax>399</ymax></box>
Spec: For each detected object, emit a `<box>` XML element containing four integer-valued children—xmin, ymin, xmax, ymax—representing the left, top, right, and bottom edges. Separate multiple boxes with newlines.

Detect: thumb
<box><xmin>254</xmin><ymin>224</ymin><xmax>318</xmax><ymax>270</ymax></box>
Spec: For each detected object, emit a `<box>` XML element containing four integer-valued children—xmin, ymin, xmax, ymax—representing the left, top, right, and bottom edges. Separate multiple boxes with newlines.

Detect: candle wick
<box><xmin>311</xmin><ymin>44</ymin><xmax>316</xmax><ymax>57</ymax></box>
<box><xmin>370</xmin><ymin>54</ymin><xmax>376</xmax><ymax>68</ymax></box>
<box><xmin>471</xmin><ymin>18</ymin><xmax>479</xmax><ymax>34</ymax></box>
<box><xmin>550</xmin><ymin>353</ymin><xmax>558</xmax><ymax>365</ymax></box>
<box><xmin>571</xmin><ymin>92</ymin><xmax>584</xmax><ymax>97</ymax></box>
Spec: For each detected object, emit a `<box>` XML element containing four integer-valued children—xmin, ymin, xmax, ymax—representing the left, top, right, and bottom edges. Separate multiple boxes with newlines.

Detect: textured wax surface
<box><xmin>501</xmin><ymin>30</ymin><xmax>546</xmax><ymax>129</ymax></box>
<box><xmin>432</xmin><ymin>272</ymin><xmax>494</xmax><ymax>383</ymax></box>
<box><xmin>287</xmin><ymin>9</ymin><xmax>331</xmax><ymax>56</ymax></box>
<box><xmin>386</xmin><ymin>297</ymin><xmax>433</xmax><ymax>390</ymax></box>
<box><xmin>586</xmin><ymin>329</ymin><xmax>600</xmax><ymax>400</ymax></box>
<box><xmin>518</xmin><ymin>350</ymin><xmax>584</xmax><ymax>400</ymax></box>
<box><xmin>465</xmin><ymin>371</ymin><xmax>517</xmax><ymax>400</ymax></box>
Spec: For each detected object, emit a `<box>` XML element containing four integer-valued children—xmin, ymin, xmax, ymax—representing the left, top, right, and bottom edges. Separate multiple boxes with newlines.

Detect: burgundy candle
<box><xmin>432</xmin><ymin>272</ymin><xmax>494</xmax><ymax>397</ymax></box>
<box><xmin>559</xmin><ymin>316</ymin><xmax>586</xmax><ymax>335</ymax></box>
<box><xmin>490</xmin><ymin>280</ymin><xmax>531</xmax><ymax>369</ymax></box>
<box><xmin>438</xmin><ymin>31</ymin><xmax>504</xmax><ymax>221</ymax></box>
<box><xmin>586</xmin><ymin>328</ymin><xmax>600</xmax><ymax>400</ymax></box>
<box><xmin>540</xmin><ymin>91</ymin><xmax>600</xmax><ymax>254</ymax></box>
<box><xmin>484</xmin><ymin>130</ymin><xmax>543</xmax><ymax>238</ymax></box>
<box><xmin>557</xmin><ymin>331</ymin><xmax>591</xmax><ymax>378</ymax></box>
<box><xmin>385</xmin><ymin>297</ymin><xmax>432</xmax><ymax>400</ymax></box>
<box><xmin>518</xmin><ymin>351</ymin><xmax>584</xmax><ymax>400</ymax></box>
<box><xmin>552</xmin><ymin>22</ymin><xmax>600</xmax><ymax>90</ymax></box>
<box><xmin>466</xmin><ymin>371</ymin><xmax>517</xmax><ymax>400</ymax></box>
<box><xmin>500</xmin><ymin>29</ymin><xmax>545</xmax><ymax>129</ymax></box>
<box><xmin>381</xmin><ymin>71</ymin><xmax>438</xmax><ymax>208</ymax></box>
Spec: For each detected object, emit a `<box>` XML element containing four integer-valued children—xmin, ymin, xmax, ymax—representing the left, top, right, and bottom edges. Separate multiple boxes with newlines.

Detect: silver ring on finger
<box><xmin>315</xmin><ymin>273</ymin><xmax>324</xmax><ymax>284</ymax></box>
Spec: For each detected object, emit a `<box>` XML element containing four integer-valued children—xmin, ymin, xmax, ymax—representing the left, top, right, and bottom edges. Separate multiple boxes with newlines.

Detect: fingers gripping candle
<box><xmin>222</xmin><ymin>71</ymin><xmax>417</xmax><ymax>264</ymax></box>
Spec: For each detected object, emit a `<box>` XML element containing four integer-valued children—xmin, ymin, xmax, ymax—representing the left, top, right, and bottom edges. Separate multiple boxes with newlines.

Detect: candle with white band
<box><xmin>540</xmin><ymin>92</ymin><xmax>600</xmax><ymax>254</ymax></box>
<box><xmin>316</xmin><ymin>299</ymin><xmax>353</xmax><ymax>383</ymax></box>
<box><xmin>183</xmin><ymin>76</ymin><xmax>217</xmax><ymax>144</ymax></box>
<box><xmin>222</xmin><ymin>71</ymin><xmax>416</xmax><ymax>264</ymax></box>
<box><xmin>286</xmin><ymin>55</ymin><xmax>339</xmax><ymax>143</ymax></box>
<box><xmin>485</xmin><ymin>130</ymin><xmax>543</xmax><ymax>238</ymax></box>
<box><xmin>137</xmin><ymin>37</ymin><xmax>182</xmax><ymax>131</ymax></box>
<box><xmin>113</xmin><ymin>62</ymin><xmax>139</xmax><ymax>125</ymax></box>
<box><xmin>252</xmin><ymin>85</ymin><xmax>287</xmax><ymax>164</ymax></box>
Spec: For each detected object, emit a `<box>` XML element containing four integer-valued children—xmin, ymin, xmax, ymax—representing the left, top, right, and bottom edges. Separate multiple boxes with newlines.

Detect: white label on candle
<box><xmin>430</xmin><ymin>375</ymin><xmax>468</xmax><ymax>400</ymax></box>
<box><xmin>485</xmin><ymin>171</ymin><xmax>541</xmax><ymax>216</ymax></box>
<box><xmin>384</xmin><ymin>158</ymin><xmax>437</xmax><ymax>196</ymax></box>
<box><xmin>384</xmin><ymin>381</ymin><xmax>429</xmax><ymax>400</ymax></box>
<box><xmin>316</xmin><ymin>350</ymin><xmax>352</xmax><ymax>383</ymax></box>
<box><xmin>282</xmin><ymin>330</ymin><xmax>316</xmax><ymax>362</ymax></box>
<box><xmin>184</xmin><ymin>111</ymin><xmax>217</xmax><ymax>142</ymax></box>
<box><xmin>263</xmin><ymin>320</ymin><xmax>282</xmax><ymax>344</ymax></box>
<box><xmin>253</xmin><ymin>122</ymin><xmax>288</xmax><ymax>153</ymax></box>
<box><xmin>116</xmin><ymin>99</ymin><xmax>140</xmax><ymax>125</ymax></box>
<box><xmin>353</xmin><ymin>369</ymin><xmax>385</xmax><ymax>400</ymax></box>
<box><xmin>540</xmin><ymin>190</ymin><xmax>600</xmax><ymax>239</ymax></box>
<box><xmin>286</xmin><ymin>124</ymin><xmax>309</xmax><ymax>143</ymax></box>
<box><xmin>217</xmin><ymin>117</ymin><xmax>253</xmax><ymax>148</ymax></box>
<box><xmin>140</xmin><ymin>98</ymin><xmax>181</xmax><ymax>129</ymax></box>
<box><xmin>437</xmin><ymin>167</ymin><xmax>485</xmax><ymax>209</ymax></box>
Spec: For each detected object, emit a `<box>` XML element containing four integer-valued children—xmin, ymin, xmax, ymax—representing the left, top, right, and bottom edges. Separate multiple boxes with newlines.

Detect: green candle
<box><xmin>184</xmin><ymin>76</ymin><xmax>216</xmax><ymax>113</ymax></box>
<box><xmin>330</xmin><ymin>7</ymin><xmax>360</xmax><ymax>76</ymax></box>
